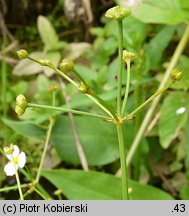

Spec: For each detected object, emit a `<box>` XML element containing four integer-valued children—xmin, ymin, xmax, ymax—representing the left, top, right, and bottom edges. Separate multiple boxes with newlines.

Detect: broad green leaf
<box><xmin>67</xmin><ymin>42</ymin><xmax>91</xmax><ymax>59</ymax></box>
<box><xmin>37</xmin><ymin>15</ymin><xmax>59</xmax><ymax>51</ymax></box>
<box><xmin>177</xmin><ymin>0</ymin><xmax>189</xmax><ymax>9</ymax></box>
<box><xmin>2</xmin><ymin>118</ymin><xmax>45</xmax><ymax>139</ymax></box>
<box><xmin>42</xmin><ymin>169</ymin><xmax>174</xmax><ymax>200</ymax></box>
<box><xmin>13</xmin><ymin>51</ymin><xmax>61</xmax><ymax>77</ymax></box>
<box><xmin>133</xmin><ymin>0</ymin><xmax>189</xmax><ymax>24</ymax></box>
<box><xmin>75</xmin><ymin>65</ymin><xmax>97</xmax><ymax>81</ymax></box>
<box><xmin>146</xmin><ymin>26</ymin><xmax>176</xmax><ymax>68</ymax></box>
<box><xmin>159</xmin><ymin>92</ymin><xmax>189</xmax><ymax>149</ymax></box>
<box><xmin>51</xmin><ymin>115</ymin><xmax>135</xmax><ymax>166</ymax></box>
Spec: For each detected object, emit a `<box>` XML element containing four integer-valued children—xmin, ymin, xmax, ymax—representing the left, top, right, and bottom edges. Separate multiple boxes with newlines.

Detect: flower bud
<box><xmin>15</xmin><ymin>105</ymin><xmax>25</xmax><ymax>116</ymax></box>
<box><xmin>4</xmin><ymin>144</ymin><xmax>14</xmax><ymax>155</ymax></box>
<box><xmin>59</xmin><ymin>59</ymin><xmax>74</xmax><ymax>73</ymax></box>
<box><xmin>48</xmin><ymin>85</ymin><xmax>59</xmax><ymax>92</ymax></box>
<box><xmin>171</xmin><ymin>69</ymin><xmax>183</xmax><ymax>82</ymax></box>
<box><xmin>17</xmin><ymin>49</ymin><xmax>28</xmax><ymax>59</ymax></box>
<box><xmin>16</xmin><ymin>94</ymin><xmax>28</xmax><ymax>109</ymax></box>
<box><xmin>122</xmin><ymin>50</ymin><xmax>135</xmax><ymax>63</ymax></box>
<box><xmin>78</xmin><ymin>82</ymin><xmax>88</xmax><ymax>93</ymax></box>
<box><xmin>38</xmin><ymin>59</ymin><xmax>55</xmax><ymax>69</ymax></box>
<box><xmin>105</xmin><ymin>6</ymin><xmax>131</xmax><ymax>20</ymax></box>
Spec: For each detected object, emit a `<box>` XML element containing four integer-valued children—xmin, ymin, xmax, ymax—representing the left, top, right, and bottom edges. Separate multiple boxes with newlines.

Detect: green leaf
<box><xmin>159</xmin><ymin>92</ymin><xmax>189</xmax><ymax>149</ymax></box>
<box><xmin>37</xmin><ymin>15</ymin><xmax>59</xmax><ymax>51</ymax></box>
<box><xmin>42</xmin><ymin>169</ymin><xmax>174</xmax><ymax>200</ymax></box>
<box><xmin>133</xmin><ymin>0</ymin><xmax>189</xmax><ymax>24</ymax></box>
<box><xmin>177</xmin><ymin>0</ymin><xmax>189</xmax><ymax>9</ymax></box>
<box><xmin>146</xmin><ymin>26</ymin><xmax>176</xmax><ymax>68</ymax></box>
<box><xmin>2</xmin><ymin>118</ymin><xmax>46</xmax><ymax>139</ymax></box>
<box><xmin>51</xmin><ymin>115</ymin><xmax>135</xmax><ymax>166</ymax></box>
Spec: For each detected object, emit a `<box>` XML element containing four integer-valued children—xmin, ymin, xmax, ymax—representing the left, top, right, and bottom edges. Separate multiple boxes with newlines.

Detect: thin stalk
<box><xmin>0</xmin><ymin>184</ymin><xmax>28</xmax><ymax>193</ymax></box>
<box><xmin>117</xmin><ymin>20</ymin><xmax>123</xmax><ymax>117</ymax></box>
<box><xmin>35</xmin><ymin>92</ymin><xmax>55</xmax><ymax>183</ymax></box>
<box><xmin>116</xmin><ymin>19</ymin><xmax>129</xmax><ymax>200</ymax></box>
<box><xmin>126</xmin><ymin>81</ymin><xmax>173</xmax><ymax>119</ymax></box>
<box><xmin>28</xmin><ymin>103</ymin><xmax>109</xmax><ymax>120</ymax></box>
<box><xmin>35</xmin><ymin>117</ymin><xmax>53</xmax><ymax>183</ymax></box>
<box><xmin>121</xmin><ymin>61</ymin><xmax>131</xmax><ymax>115</ymax></box>
<box><xmin>15</xmin><ymin>170</ymin><xmax>24</xmax><ymax>200</ymax></box>
<box><xmin>86</xmin><ymin>94</ymin><xmax>115</xmax><ymax>119</ymax></box>
<box><xmin>116</xmin><ymin>124</ymin><xmax>129</xmax><ymax>199</ymax></box>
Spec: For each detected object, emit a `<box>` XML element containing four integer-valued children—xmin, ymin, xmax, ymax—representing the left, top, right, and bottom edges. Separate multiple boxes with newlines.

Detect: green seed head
<box><xmin>16</xmin><ymin>94</ymin><xmax>28</xmax><ymax>109</ymax></box>
<box><xmin>15</xmin><ymin>104</ymin><xmax>25</xmax><ymax>116</ymax></box>
<box><xmin>171</xmin><ymin>69</ymin><xmax>183</xmax><ymax>82</ymax></box>
<box><xmin>122</xmin><ymin>50</ymin><xmax>135</xmax><ymax>63</ymax></box>
<box><xmin>17</xmin><ymin>49</ymin><xmax>28</xmax><ymax>59</ymax></box>
<box><xmin>78</xmin><ymin>82</ymin><xmax>88</xmax><ymax>93</ymax></box>
<box><xmin>105</xmin><ymin>6</ymin><xmax>131</xmax><ymax>20</ymax></box>
<box><xmin>59</xmin><ymin>59</ymin><xmax>74</xmax><ymax>73</ymax></box>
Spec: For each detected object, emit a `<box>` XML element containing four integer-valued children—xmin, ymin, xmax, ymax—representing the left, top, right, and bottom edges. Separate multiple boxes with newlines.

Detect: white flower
<box><xmin>176</xmin><ymin>107</ymin><xmax>186</xmax><ymax>115</ymax></box>
<box><xmin>4</xmin><ymin>144</ymin><xmax>26</xmax><ymax>176</ymax></box>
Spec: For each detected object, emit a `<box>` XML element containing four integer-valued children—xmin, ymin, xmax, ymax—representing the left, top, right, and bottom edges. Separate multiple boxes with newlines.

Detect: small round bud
<box><xmin>38</xmin><ymin>59</ymin><xmax>55</xmax><ymax>69</ymax></box>
<box><xmin>48</xmin><ymin>85</ymin><xmax>59</xmax><ymax>92</ymax></box>
<box><xmin>4</xmin><ymin>144</ymin><xmax>14</xmax><ymax>155</ymax></box>
<box><xmin>59</xmin><ymin>59</ymin><xmax>74</xmax><ymax>73</ymax></box>
<box><xmin>171</xmin><ymin>69</ymin><xmax>183</xmax><ymax>82</ymax></box>
<box><xmin>17</xmin><ymin>49</ymin><xmax>28</xmax><ymax>59</ymax></box>
<box><xmin>122</xmin><ymin>50</ymin><xmax>135</xmax><ymax>63</ymax></box>
<box><xmin>78</xmin><ymin>82</ymin><xmax>88</xmax><ymax>93</ymax></box>
<box><xmin>16</xmin><ymin>94</ymin><xmax>28</xmax><ymax>109</ymax></box>
<box><xmin>105</xmin><ymin>6</ymin><xmax>131</xmax><ymax>20</ymax></box>
<box><xmin>15</xmin><ymin>105</ymin><xmax>25</xmax><ymax>116</ymax></box>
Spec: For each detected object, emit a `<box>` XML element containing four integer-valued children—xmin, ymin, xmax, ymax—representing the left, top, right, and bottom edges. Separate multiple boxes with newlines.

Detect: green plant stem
<box><xmin>126</xmin><ymin>81</ymin><xmax>173</xmax><ymax>119</ymax></box>
<box><xmin>121</xmin><ymin>61</ymin><xmax>131</xmax><ymax>115</ymax></box>
<box><xmin>116</xmin><ymin>19</ymin><xmax>129</xmax><ymax>200</ymax></box>
<box><xmin>0</xmin><ymin>184</ymin><xmax>28</xmax><ymax>193</ymax></box>
<box><xmin>35</xmin><ymin>92</ymin><xmax>55</xmax><ymax>183</ymax></box>
<box><xmin>35</xmin><ymin>117</ymin><xmax>54</xmax><ymax>184</ymax></box>
<box><xmin>117</xmin><ymin>20</ymin><xmax>123</xmax><ymax>117</ymax></box>
<box><xmin>28</xmin><ymin>103</ymin><xmax>110</xmax><ymax>120</ymax></box>
<box><xmin>15</xmin><ymin>169</ymin><xmax>24</xmax><ymax>200</ymax></box>
<box><xmin>116</xmin><ymin>124</ymin><xmax>129</xmax><ymax>199</ymax></box>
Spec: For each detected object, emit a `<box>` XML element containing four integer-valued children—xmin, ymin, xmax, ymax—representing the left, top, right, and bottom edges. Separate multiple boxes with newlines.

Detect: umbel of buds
<box><xmin>105</xmin><ymin>6</ymin><xmax>131</xmax><ymax>20</ymax></box>
<box><xmin>15</xmin><ymin>94</ymin><xmax>28</xmax><ymax>116</ymax></box>
<box><xmin>122</xmin><ymin>50</ymin><xmax>135</xmax><ymax>63</ymax></box>
<box><xmin>17</xmin><ymin>49</ymin><xmax>28</xmax><ymax>59</ymax></box>
<box><xmin>59</xmin><ymin>59</ymin><xmax>74</xmax><ymax>73</ymax></box>
<box><xmin>171</xmin><ymin>69</ymin><xmax>183</xmax><ymax>82</ymax></box>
